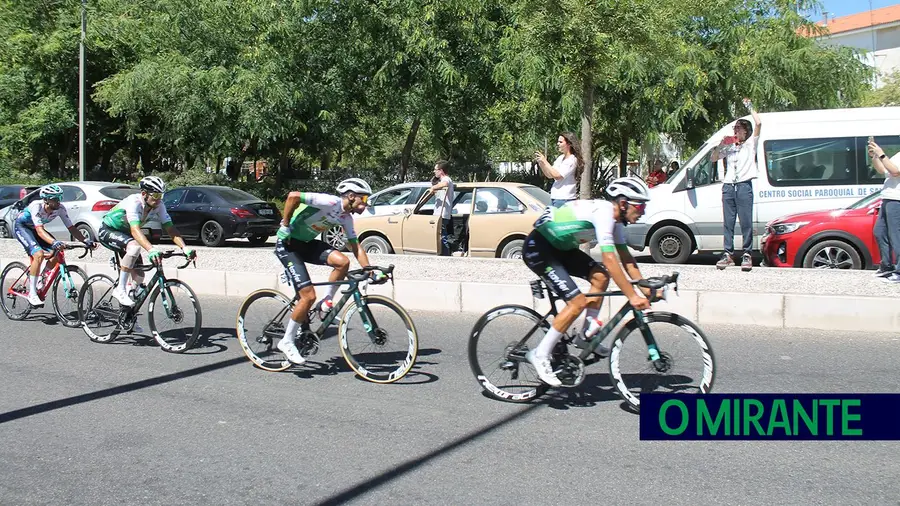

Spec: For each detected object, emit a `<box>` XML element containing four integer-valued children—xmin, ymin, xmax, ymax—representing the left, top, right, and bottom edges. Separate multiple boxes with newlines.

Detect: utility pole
<box><xmin>78</xmin><ymin>0</ymin><xmax>86</xmax><ymax>181</ymax></box>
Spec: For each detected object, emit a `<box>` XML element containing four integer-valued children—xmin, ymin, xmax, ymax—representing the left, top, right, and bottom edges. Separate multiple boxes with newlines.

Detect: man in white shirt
<box><xmin>868</xmin><ymin>139</ymin><xmax>900</xmax><ymax>283</ymax></box>
<box><xmin>710</xmin><ymin>98</ymin><xmax>762</xmax><ymax>272</ymax></box>
<box><xmin>427</xmin><ymin>160</ymin><xmax>455</xmax><ymax>256</ymax></box>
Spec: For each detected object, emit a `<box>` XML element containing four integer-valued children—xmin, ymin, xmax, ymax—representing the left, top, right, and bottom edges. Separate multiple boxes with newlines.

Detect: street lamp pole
<box><xmin>78</xmin><ymin>0</ymin><xmax>86</xmax><ymax>181</ymax></box>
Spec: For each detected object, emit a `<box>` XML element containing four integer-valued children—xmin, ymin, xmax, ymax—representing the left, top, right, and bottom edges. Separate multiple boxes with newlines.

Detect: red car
<box><xmin>761</xmin><ymin>190</ymin><xmax>883</xmax><ymax>270</ymax></box>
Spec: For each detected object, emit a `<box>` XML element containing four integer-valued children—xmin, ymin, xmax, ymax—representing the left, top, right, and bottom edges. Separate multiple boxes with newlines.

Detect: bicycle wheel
<box><xmin>52</xmin><ymin>265</ymin><xmax>87</xmax><ymax>327</ymax></box>
<box><xmin>468</xmin><ymin>304</ymin><xmax>550</xmax><ymax>402</ymax></box>
<box><xmin>148</xmin><ymin>279</ymin><xmax>202</xmax><ymax>353</ymax></box>
<box><xmin>608</xmin><ymin>311</ymin><xmax>715</xmax><ymax>412</ymax></box>
<box><xmin>77</xmin><ymin>274</ymin><xmax>122</xmax><ymax>343</ymax></box>
<box><xmin>0</xmin><ymin>261</ymin><xmax>32</xmax><ymax>320</ymax></box>
<box><xmin>338</xmin><ymin>295</ymin><xmax>418</xmax><ymax>384</ymax></box>
<box><xmin>236</xmin><ymin>289</ymin><xmax>294</xmax><ymax>372</ymax></box>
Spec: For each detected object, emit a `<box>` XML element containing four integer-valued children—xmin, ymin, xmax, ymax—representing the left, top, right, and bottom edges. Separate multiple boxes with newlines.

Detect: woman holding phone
<box><xmin>534</xmin><ymin>132</ymin><xmax>583</xmax><ymax>207</ymax></box>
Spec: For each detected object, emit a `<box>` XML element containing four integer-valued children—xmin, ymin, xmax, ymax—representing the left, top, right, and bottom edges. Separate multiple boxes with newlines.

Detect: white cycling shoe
<box><xmin>277</xmin><ymin>337</ymin><xmax>306</xmax><ymax>365</ymax></box>
<box><xmin>112</xmin><ymin>286</ymin><xmax>135</xmax><ymax>307</ymax></box>
<box><xmin>525</xmin><ymin>350</ymin><xmax>561</xmax><ymax>387</ymax></box>
<box><xmin>27</xmin><ymin>292</ymin><xmax>44</xmax><ymax>307</ymax></box>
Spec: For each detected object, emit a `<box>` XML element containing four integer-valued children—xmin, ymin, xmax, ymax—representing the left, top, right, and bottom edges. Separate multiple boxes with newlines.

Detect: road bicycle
<box><xmin>236</xmin><ymin>265</ymin><xmax>419</xmax><ymax>384</ymax></box>
<box><xmin>77</xmin><ymin>249</ymin><xmax>202</xmax><ymax>353</ymax></box>
<box><xmin>0</xmin><ymin>242</ymin><xmax>92</xmax><ymax>327</ymax></box>
<box><xmin>468</xmin><ymin>272</ymin><xmax>715</xmax><ymax>411</ymax></box>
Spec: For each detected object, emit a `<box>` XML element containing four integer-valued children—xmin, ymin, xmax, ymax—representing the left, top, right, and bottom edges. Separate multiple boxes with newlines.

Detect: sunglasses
<box><xmin>147</xmin><ymin>192</ymin><xmax>163</xmax><ymax>200</ymax></box>
<box><xmin>359</xmin><ymin>195</ymin><xmax>369</xmax><ymax>204</ymax></box>
<box><xmin>627</xmin><ymin>201</ymin><xmax>647</xmax><ymax>212</ymax></box>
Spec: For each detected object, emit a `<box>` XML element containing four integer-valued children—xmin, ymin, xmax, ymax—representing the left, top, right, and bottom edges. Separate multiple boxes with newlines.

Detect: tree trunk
<box><xmin>399</xmin><ymin>116</ymin><xmax>421</xmax><ymax>183</ymax></box>
<box><xmin>579</xmin><ymin>80</ymin><xmax>594</xmax><ymax>199</ymax></box>
<box><xmin>619</xmin><ymin>133</ymin><xmax>629</xmax><ymax>178</ymax></box>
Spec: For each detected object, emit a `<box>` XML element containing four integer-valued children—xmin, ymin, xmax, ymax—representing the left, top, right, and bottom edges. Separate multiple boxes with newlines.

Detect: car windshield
<box><xmin>669</xmin><ymin>140</ymin><xmax>711</xmax><ymax>181</ymax></box>
<box><xmin>211</xmin><ymin>187</ymin><xmax>261</xmax><ymax>202</ymax></box>
<box><xmin>519</xmin><ymin>185</ymin><xmax>551</xmax><ymax>206</ymax></box>
<box><xmin>99</xmin><ymin>186</ymin><xmax>140</xmax><ymax>200</ymax></box>
<box><xmin>847</xmin><ymin>190</ymin><xmax>882</xmax><ymax>209</ymax></box>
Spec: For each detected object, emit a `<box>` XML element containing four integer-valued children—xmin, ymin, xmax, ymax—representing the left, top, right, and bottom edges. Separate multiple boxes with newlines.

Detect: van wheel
<box><xmin>649</xmin><ymin>226</ymin><xmax>692</xmax><ymax>264</ymax></box>
<box><xmin>360</xmin><ymin>236</ymin><xmax>393</xmax><ymax>254</ymax></box>
<box><xmin>802</xmin><ymin>240</ymin><xmax>861</xmax><ymax>269</ymax></box>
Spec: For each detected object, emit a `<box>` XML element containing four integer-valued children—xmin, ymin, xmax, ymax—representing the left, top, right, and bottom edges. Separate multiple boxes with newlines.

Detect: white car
<box><xmin>0</xmin><ymin>181</ymin><xmax>159</xmax><ymax>243</ymax></box>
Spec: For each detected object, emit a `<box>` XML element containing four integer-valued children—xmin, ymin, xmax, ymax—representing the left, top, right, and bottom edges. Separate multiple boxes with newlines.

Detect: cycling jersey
<box><xmin>286</xmin><ymin>193</ymin><xmax>356</xmax><ymax>243</ymax></box>
<box><xmin>102</xmin><ymin>193</ymin><xmax>173</xmax><ymax>231</ymax></box>
<box><xmin>533</xmin><ymin>200</ymin><xmax>626</xmax><ymax>252</ymax></box>
<box><xmin>16</xmin><ymin>200</ymin><xmax>73</xmax><ymax>229</ymax></box>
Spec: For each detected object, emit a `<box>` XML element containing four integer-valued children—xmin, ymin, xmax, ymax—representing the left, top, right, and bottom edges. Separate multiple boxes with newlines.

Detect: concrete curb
<box><xmin>5</xmin><ymin>257</ymin><xmax>895</xmax><ymax>332</ymax></box>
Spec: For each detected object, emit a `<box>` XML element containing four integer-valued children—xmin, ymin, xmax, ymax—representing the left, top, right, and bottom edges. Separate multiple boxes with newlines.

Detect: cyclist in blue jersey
<box><xmin>521</xmin><ymin>176</ymin><xmax>655</xmax><ymax>386</ymax></box>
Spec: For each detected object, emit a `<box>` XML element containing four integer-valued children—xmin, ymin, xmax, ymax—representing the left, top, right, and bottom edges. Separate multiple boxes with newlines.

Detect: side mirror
<box><xmin>868</xmin><ymin>206</ymin><xmax>879</xmax><ymax>215</ymax></box>
<box><xmin>685</xmin><ymin>168</ymin><xmax>695</xmax><ymax>189</ymax></box>
<box><xmin>402</xmin><ymin>207</ymin><xmax>412</xmax><ymax>215</ymax></box>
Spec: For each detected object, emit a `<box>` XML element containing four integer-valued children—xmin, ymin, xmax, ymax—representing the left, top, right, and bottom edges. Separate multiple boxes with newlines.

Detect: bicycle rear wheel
<box><xmin>608</xmin><ymin>311</ymin><xmax>715</xmax><ymax>412</ymax></box>
<box><xmin>52</xmin><ymin>265</ymin><xmax>87</xmax><ymax>327</ymax></box>
<box><xmin>338</xmin><ymin>295</ymin><xmax>418</xmax><ymax>384</ymax></box>
<box><xmin>77</xmin><ymin>274</ymin><xmax>122</xmax><ymax>343</ymax></box>
<box><xmin>468</xmin><ymin>304</ymin><xmax>550</xmax><ymax>403</ymax></box>
<box><xmin>148</xmin><ymin>279</ymin><xmax>202</xmax><ymax>353</ymax></box>
<box><xmin>236</xmin><ymin>289</ymin><xmax>294</xmax><ymax>372</ymax></box>
<box><xmin>0</xmin><ymin>261</ymin><xmax>32</xmax><ymax>320</ymax></box>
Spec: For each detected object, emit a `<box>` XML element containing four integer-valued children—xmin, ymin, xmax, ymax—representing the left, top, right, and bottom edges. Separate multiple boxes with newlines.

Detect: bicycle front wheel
<box><xmin>52</xmin><ymin>265</ymin><xmax>87</xmax><ymax>327</ymax></box>
<box><xmin>77</xmin><ymin>274</ymin><xmax>122</xmax><ymax>343</ymax></box>
<box><xmin>0</xmin><ymin>261</ymin><xmax>31</xmax><ymax>320</ymax></box>
<box><xmin>338</xmin><ymin>295</ymin><xmax>418</xmax><ymax>384</ymax></box>
<box><xmin>609</xmin><ymin>311</ymin><xmax>716</xmax><ymax>412</ymax></box>
<box><xmin>236</xmin><ymin>289</ymin><xmax>294</xmax><ymax>372</ymax></box>
<box><xmin>148</xmin><ymin>280</ymin><xmax>202</xmax><ymax>353</ymax></box>
<box><xmin>468</xmin><ymin>304</ymin><xmax>550</xmax><ymax>403</ymax></box>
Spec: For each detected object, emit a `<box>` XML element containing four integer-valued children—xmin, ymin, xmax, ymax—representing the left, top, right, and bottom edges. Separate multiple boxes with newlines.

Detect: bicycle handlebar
<box><xmin>53</xmin><ymin>242</ymin><xmax>93</xmax><ymax>259</ymax></box>
<box><xmin>346</xmin><ymin>264</ymin><xmax>394</xmax><ymax>285</ymax></box>
<box><xmin>134</xmin><ymin>249</ymin><xmax>197</xmax><ymax>271</ymax></box>
<box><xmin>633</xmin><ymin>271</ymin><xmax>679</xmax><ymax>291</ymax></box>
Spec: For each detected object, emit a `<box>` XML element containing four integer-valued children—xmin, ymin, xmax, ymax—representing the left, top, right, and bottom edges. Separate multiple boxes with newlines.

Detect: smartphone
<box><xmin>869</xmin><ymin>136</ymin><xmax>875</xmax><ymax>143</ymax></box>
<box><xmin>722</xmin><ymin>136</ymin><xmax>738</xmax><ymax>145</ymax></box>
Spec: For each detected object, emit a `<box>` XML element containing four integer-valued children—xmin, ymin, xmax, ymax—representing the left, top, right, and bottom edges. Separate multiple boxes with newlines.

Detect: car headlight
<box><xmin>772</xmin><ymin>222</ymin><xmax>809</xmax><ymax>235</ymax></box>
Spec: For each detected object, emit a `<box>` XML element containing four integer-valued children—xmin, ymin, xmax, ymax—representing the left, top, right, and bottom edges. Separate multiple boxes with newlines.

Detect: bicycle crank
<box><xmin>555</xmin><ymin>354</ymin><xmax>586</xmax><ymax>388</ymax></box>
<box><xmin>297</xmin><ymin>331</ymin><xmax>320</xmax><ymax>357</ymax></box>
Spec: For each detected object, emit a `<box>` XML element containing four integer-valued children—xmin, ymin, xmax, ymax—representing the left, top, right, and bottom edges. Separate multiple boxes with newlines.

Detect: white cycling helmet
<box><xmin>605</xmin><ymin>176</ymin><xmax>651</xmax><ymax>202</ymax></box>
<box><xmin>140</xmin><ymin>175</ymin><xmax>166</xmax><ymax>194</ymax></box>
<box><xmin>336</xmin><ymin>178</ymin><xmax>372</xmax><ymax>196</ymax></box>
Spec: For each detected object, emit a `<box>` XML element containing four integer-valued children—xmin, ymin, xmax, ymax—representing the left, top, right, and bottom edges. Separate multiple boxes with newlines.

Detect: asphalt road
<box><xmin>1</xmin><ymin>296</ymin><xmax>898</xmax><ymax>505</ymax></box>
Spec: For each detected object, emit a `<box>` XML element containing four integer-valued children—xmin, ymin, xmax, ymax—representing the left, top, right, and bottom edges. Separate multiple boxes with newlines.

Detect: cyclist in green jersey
<box><xmin>274</xmin><ymin>178</ymin><xmax>381</xmax><ymax>365</ymax></box>
<box><xmin>522</xmin><ymin>176</ymin><xmax>655</xmax><ymax>386</ymax></box>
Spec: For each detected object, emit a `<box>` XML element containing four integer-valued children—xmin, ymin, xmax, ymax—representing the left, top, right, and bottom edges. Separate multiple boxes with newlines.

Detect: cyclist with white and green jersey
<box><xmin>273</xmin><ymin>178</ymin><xmax>378</xmax><ymax>365</ymax></box>
<box><xmin>97</xmin><ymin>176</ymin><xmax>196</xmax><ymax>307</ymax></box>
<box><xmin>522</xmin><ymin>176</ymin><xmax>655</xmax><ymax>387</ymax></box>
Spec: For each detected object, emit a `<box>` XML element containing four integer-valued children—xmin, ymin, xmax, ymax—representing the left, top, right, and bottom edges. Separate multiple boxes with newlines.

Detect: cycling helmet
<box><xmin>39</xmin><ymin>184</ymin><xmax>64</xmax><ymax>201</ymax></box>
<box><xmin>336</xmin><ymin>178</ymin><xmax>372</xmax><ymax>196</ymax></box>
<box><xmin>605</xmin><ymin>176</ymin><xmax>651</xmax><ymax>202</ymax></box>
<box><xmin>139</xmin><ymin>176</ymin><xmax>166</xmax><ymax>194</ymax></box>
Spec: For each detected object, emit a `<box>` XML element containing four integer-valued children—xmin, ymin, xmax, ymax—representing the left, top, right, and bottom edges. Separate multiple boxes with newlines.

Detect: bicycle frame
<box><xmin>274</xmin><ymin>277</ymin><xmax>381</xmax><ymax>341</ymax></box>
<box><xmin>109</xmin><ymin>251</ymin><xmax>189</xmax><ymax>320</ymax></box>
<box><xmin>7</xmin><ymin>248</ymin><xmax>80</xmax><ymax>302</ymax></box>
<box><xmin>511</xmin><ymin>280</ymin><xmax>662</xmax><ymax>365</ymax></box>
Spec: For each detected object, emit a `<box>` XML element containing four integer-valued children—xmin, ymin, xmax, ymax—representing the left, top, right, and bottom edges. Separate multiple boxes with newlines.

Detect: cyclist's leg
<box><xmin>99</xmin><ymin>225</ymin><xmax>138</xmax><ymax>305</ymax></box>
<box><xmin>311</xmin><ymin>240</ymin><xmax>348</xmax><ymax>310</ymax></box>
<box><xmin>562</xmin><ymin>250</ymin><xmax>610</xmax><ymax>335</ymax></box>
<box><xmin>14</xmin><ymin>223</ymin><xmax>50</xmax><ymax>302</ymax></box>
<box><xmin>274</xmin><ymin>238</ymin><xmax>315</xmax><ymax>364</ymax></box>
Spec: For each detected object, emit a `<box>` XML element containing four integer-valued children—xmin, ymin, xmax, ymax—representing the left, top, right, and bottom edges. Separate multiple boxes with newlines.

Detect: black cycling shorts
<box><xmin>522</xmin><ymin>229</ymin><xmax>604</xmax><ymax>301</ymax></box>
<box><xmin>275</xmin><ymin>238</ymin><xmax>334</xmax><ymax>290</ymax></box>
<box><xmin>98</xmin><ymin>224</ymin><xmax>133</xmax><ymax>254</ymax></box>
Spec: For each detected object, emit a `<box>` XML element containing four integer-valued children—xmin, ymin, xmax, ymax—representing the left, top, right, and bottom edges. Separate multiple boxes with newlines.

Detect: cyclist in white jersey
<box><xmin>522</xmin><ymin>176</ymin><xmax>655</xmax><ymax>386</ymax></box>
<box><xmin>14</xmin><ymin>184</ymin><xmax>97</xmax><ymax>306</ymax></box>
<box><xmin>97</xmin><ymin>176</ymin><xmax>196</xmax><ymax>307</ymax></box>
<box><xmin>273</xmin><ymin>178</ymin><xmax>382</xmax><ymax>365</ymax></box>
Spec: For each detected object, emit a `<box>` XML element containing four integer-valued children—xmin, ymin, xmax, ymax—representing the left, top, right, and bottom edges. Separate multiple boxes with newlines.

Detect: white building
<box><xmin>811</xmin><ymin>4</ymin><xmax>900</xmax><ymax>87</ymax></box>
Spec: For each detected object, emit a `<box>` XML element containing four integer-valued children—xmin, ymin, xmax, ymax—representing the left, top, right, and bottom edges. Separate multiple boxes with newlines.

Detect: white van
<box><xmin>626</xmin><ymin>106</ymin><xmax>900</xmax><ymax>264</ymax></box>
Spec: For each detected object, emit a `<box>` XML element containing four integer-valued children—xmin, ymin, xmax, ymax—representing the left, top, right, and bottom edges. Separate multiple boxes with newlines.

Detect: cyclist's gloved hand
<box><xmin>369</xmin><ymin>270</ymin><xmax>388</xmax><ymax>284</ymax></box>
<box><xmin>183</xmin><ymin>247</ymin><xmax>196</xmax><ymax>259</ymax></box>
<box><xmin>51</xmin><ymin>240</ymin><xmax>64</xmax><ymax>250</ymax></box>
<box><xmin>277</xmin><ymin>225</ymin><xmax>292</xmax><ymax>241</ymax></box>
<box><xmin>148</xmin><ymin>248</ymin><xmax>162</xmax><ymax>265</ymax></box>
<box><xmin>84</xmin><ymin>239</ymin><xmax>96</xmax><ymax>249</ymax></box>
<box><xmin>629</xmin><ymin>293</ymin><xmax>651</xmax><ymax>310</ymax></box>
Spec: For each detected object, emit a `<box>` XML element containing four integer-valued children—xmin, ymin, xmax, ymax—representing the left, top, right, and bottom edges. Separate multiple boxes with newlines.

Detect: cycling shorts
<box><xmin>14</xmin><ymin>222</ymin><xmax>53</xmax><ymax>256</ymax></box>
<box><xmin>275</xmin><ymin>238</ymin><xmax>334</xmax><ymax>291</ymax></box>
<box><xmin>98</xmin><ymin>224</ymin><xmax>134</xmax><ymax>254</ymax></box>
<box><xmin>522</xmin><ymin>229</ymin><xmax>605</xmax><ymax>301</ymax></box>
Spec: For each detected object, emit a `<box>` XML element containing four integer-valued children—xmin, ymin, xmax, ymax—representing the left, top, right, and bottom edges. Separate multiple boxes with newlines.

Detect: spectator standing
<box><xmin>711</xmin><ymin>97</ymin><xmax>762</xmax><ymax>272</ymax></box>
<box><xmin>534</xmin><ymin>132</ymin><xmax>583</xmax><ymax>207</ymax></box>
<box><xmin>426</xmin><ymin>160</ymin><xmax>455</xmax><ymax>256</ymax></box>
<box><xmin>868</xmin><ymin>139</ymin><xmax>900</xmax><ymax>282</ymax></box>
<box><xmin>646</xmin><ymin>160</ymin><xmax>667</xmax><ymax>187</ymax></box>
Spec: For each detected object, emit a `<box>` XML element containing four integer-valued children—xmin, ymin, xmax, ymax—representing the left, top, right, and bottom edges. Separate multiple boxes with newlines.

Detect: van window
<box><xmin>691</xmin><ymin>154</ymin><xmax>718</xmax><ymax>187</ymax></box>
<box><xmin>859</xmin><ymin>135</ymin><xmax>900</xmax><ymax>185</ymax></box>
<box><xmin>764</xmin><ymin>138</ymin><xmax>855</xmax><ymax>187</ymax></box>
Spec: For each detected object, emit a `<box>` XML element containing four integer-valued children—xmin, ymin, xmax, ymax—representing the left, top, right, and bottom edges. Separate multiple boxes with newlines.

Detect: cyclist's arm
<box><xmin>57</xmin><ymin>207</ymin><xmax>86</xmax><ymax>243</ymax></box>
<box><xmin>281</xmin><ymin>192</ymin><xmax>302</xmax><ymax>227</ymax></box>
<box><xmin>156</xmin><ymin>204</ymin><xmax>186</xmax><ymax>249</ymax></box>
<box><xmin>341</xmin><ymin>215</ymin><xmax>369</xmax><ymax>267</ymax></box>
<box><xmin>67</xmin><ymin>225</ymin><xmax>88</xmax><ymax>243</ymax></box>
<box><xmin>129</xmin><ymin>225</ymin><xmax>155</xmax><ymax>251</ymax></box>
<box><xmin>593</xmin><ymin>209</ymin><xmax>641</xmax><ymax>300</ymax></box>
<box><xmin>34</xmin><ymin>224</ymin><xmax>56</xmax><ymax>245</ymax></box>
<box><xmin>617</xmin><ymin>245</ymin><xmax>652</xmax><ymax>298</ymax></box>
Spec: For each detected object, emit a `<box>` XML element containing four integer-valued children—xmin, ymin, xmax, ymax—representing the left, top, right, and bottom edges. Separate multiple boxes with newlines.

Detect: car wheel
<box><xmin>802</xmin><ymin>240</ymin><xmax>862</xmax><ymax>269</ymax></box>
<box><xmin>0</xmin><ymin>222</ymin><xmax>9</xmax><ymax>239</ymax></box>
<box><xmin>248</xmin><ymin>234</ymin><xmax>268</xmax><ymax>246</ymax></box>
<box><xmin>323</xmin><ymin>225</ymin><xmax>348</xmax><ymax>251</ymax></box>
<box><xmin>200</xmin><ymin>220</ymin><xmax>226</xmax><ymax>247</ymax></box>
<box><xmin>500</xmin><ymin>239</ymin><xmax>524</xmax><ymax>259</ymax></box>
<box><xmin>75</xmin><ymin>223</ymin><xmax>96</xmax><ymax>242</ymax></box>
<box><xmin>649</xmin><ymin>226</ymin><xmax>692</xmax><ymax>264</ymax></box>
<box><xmin>360</xmin><ymin>236</ymin><xmax>393</xmax><ymax>254</ymax></box>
